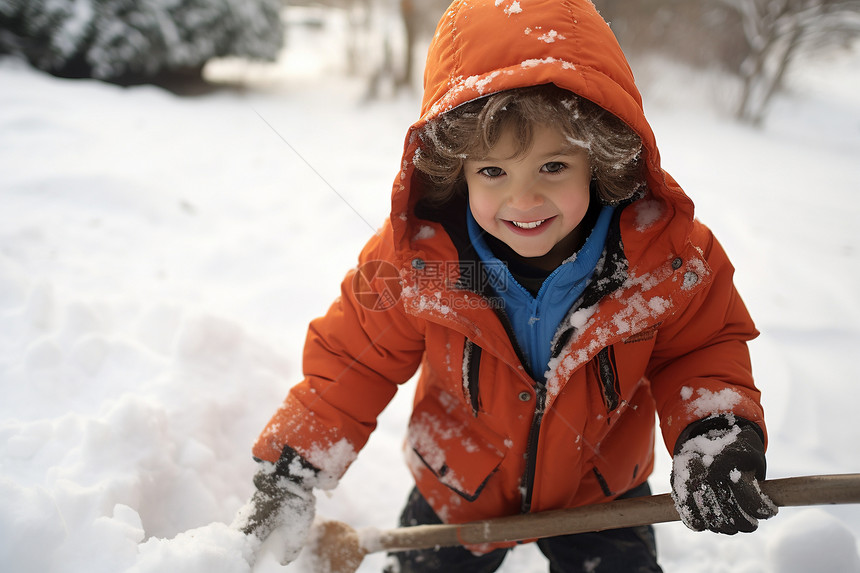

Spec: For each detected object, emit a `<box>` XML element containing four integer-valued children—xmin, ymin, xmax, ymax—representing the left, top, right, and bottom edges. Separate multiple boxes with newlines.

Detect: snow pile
<box><xmin>2</xmin><ymin>17</ymin><xmax>860</xmax><ymax>573</ymax></box>
<box><xmin>768</xmin><ymin>509</ymin><xmax>860</xmax><ymax>573</ymax></box>
<box><xmin>0</xmin><ymin>269</ymin><xmax>294</xmax><ymax>570</ymax></box>
<box><xmin>132</xmin><ymin>523</ymin><xmax>257</xmax><ymax>573</ymax></box>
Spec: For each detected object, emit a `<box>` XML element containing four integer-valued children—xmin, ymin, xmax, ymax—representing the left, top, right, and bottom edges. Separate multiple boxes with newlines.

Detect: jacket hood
<box><xmin>391</xmin><ymin>0</ymin><xmax>694</xmax><ymax>261</ymax></box>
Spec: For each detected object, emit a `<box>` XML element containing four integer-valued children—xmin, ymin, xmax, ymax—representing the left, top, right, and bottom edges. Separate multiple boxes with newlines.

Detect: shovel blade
<box><xmin>311</xmin><ymin>520</ymin><xmax>366</xmax><ymax>573</ymax></box>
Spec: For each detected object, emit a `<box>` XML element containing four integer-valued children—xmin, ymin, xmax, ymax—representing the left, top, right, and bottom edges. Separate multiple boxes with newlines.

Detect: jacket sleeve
<box><xmin>647</xmin><ymin>221</ymin><xmax>766</xmax><ymax>454</ymax></box>
<box><xmin>252</xmin><ymin>224</ymin><xmax>426</xmax><ymax>488</ymax></box>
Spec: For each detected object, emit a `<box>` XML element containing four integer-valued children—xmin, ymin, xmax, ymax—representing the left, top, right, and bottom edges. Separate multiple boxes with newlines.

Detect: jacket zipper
<box><xmin>520</xmin><ymin>380</ymin><xmax>547</xmax><ymax>514</ymax></box>
<box><xmin>487</xmin><ymin>303</ymin><xmax>546</xmax><ymax>514</ymax></box>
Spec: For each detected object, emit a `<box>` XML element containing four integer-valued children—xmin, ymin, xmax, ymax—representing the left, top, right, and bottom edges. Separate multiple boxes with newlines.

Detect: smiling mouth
<box><xmin>509</xmin><ymin>218</ymin><xmax>549</xmax><ymax>229</ymax></box>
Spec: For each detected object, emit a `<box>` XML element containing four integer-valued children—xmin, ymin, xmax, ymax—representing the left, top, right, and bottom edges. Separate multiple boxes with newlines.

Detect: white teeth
<box><xmin>511</xmin><ymin>219</ymin><xmax>546</xmax><ymax>229</ymax></box>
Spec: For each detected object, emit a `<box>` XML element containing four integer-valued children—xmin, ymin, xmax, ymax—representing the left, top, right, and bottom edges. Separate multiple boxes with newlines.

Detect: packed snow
<box><xmin>2</xmin><ymin>13</ymin><xmax>860</xmax><ymax>573</ymax></box>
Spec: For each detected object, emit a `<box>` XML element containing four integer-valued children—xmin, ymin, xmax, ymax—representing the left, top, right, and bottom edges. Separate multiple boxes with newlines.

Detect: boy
<box><xmin>234</xmin><ymin>1</ymin><xmax>777</xmax><ymax>570</ymax></box>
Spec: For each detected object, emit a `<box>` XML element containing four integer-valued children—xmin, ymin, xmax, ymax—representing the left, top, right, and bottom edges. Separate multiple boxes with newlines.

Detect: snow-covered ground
<box><xmin>2</xmin><ymin>14</ymin><xmax>859</xmax><ymax>573</ymax></box>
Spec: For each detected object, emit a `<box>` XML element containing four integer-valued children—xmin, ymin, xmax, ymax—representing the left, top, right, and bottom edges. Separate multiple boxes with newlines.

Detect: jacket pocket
<box><xmin>408</xmin><ymin>386</ymin><xmax>507</xmax><ymax>501</ymax></box>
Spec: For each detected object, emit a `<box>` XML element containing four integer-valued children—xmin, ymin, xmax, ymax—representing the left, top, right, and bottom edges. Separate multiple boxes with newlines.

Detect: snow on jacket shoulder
<box><xmin>253</xmin><ymin>0</ymin><xmax>766</xmax><ymax>530</ymax></box>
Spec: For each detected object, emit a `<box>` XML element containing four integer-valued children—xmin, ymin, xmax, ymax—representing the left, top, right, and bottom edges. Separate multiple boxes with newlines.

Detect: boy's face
<box><xmin>465</xmin><ymin>123</ymin><xmax>592</xmax><ymax>269</ymax></box>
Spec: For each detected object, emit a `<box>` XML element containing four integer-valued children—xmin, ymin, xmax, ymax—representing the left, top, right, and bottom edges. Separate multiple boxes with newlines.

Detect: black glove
<box><xmin>671</xmin><ymin>415</ymin><xmax>778</xmax><ymax>535</ymax></box>
<box><xmin>232</xmin><ymin>464</ymin><xmax>316</xmax><ymax>565</ymax></box>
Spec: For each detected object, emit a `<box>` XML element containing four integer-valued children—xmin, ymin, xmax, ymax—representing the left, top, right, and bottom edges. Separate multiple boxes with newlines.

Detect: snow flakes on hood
<box><xmin>464</xmin><ymin>70</ymin><xmax>503</xmax><ymax>95</ymax></box>
<box><xmin>632</xmin><ymin>198</ymin><xmax>665</xmax><ymax>232</ymax></box>
<box><xmin>681</xmin><ymin>386</ymin><xmax>743</xmax><ymax>418</ymax></box>
<box><xmin>495</xmin><ymin>0</ymin><xmax>522</xmax><ymax>16</ymax></box>
<box><xmin>537</xmin><ymin>30</ymin><xmax>566</xmax><ymax>43</ymax></box>
<box><xmin>520</xmin><ymin>56</ymin><xmax>576</xmax><ymax>70</ymax></box>
<box><xmin>422</xmin><ymin>70</ymin><xmax>514</xmax><ymax>118</ymax></box>
<box><xmin>522</xmin><ymin>24</ymin><xmax>565</xmax><ymax>42</ymax></box>
<box><xmin>413</xmin><ymin>225</ymin><xmax>436</xmax><ymax>241</ymax></box>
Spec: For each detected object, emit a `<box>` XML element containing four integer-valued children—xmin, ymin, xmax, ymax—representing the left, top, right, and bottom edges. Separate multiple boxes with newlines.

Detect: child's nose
<box><xmin>507</xmin><ymin>180</ymin><xmax>544</xmax><ymax>209</ymax></box>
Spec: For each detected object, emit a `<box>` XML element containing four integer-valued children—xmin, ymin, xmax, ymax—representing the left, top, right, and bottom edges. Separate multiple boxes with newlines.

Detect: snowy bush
<box><xmin>0</xmin><ymin>0</ymin><xmax>285</xmax><ymax>82</ymax></box>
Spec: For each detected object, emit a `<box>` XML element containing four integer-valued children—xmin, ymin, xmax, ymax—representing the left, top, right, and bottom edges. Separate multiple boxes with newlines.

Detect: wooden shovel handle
<box><xmin>371</xmin><ymin>474</ymin><xmax>860</xmax><ymax>553</ymax></box>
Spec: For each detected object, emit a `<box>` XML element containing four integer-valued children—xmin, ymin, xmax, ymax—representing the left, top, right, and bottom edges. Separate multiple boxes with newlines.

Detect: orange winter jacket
<box><xmin>253</xmin><ymin>0</ymin><xmax>765</xmax><ymax>537</ymax></box>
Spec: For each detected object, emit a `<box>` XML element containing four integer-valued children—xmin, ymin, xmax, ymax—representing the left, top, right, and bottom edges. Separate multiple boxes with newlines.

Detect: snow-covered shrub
<box><xmin>0</xmin><ymin>0</ymin><xmax>285</xmax><ymax>82</ymax></box>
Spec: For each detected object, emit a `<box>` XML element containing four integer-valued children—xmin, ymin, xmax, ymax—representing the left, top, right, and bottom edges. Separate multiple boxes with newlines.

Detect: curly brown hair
<box><xmin>413</xmin><ymin>84</ymin><xmax>645</xmax><ymax>206</ymax></box>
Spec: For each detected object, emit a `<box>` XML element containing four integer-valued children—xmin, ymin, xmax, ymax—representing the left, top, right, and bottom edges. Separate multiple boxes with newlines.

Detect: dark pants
<box><xmin>384</xmin><ymin>483</ymin><xmax>663</xmax><ymax>573</ymax></box>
